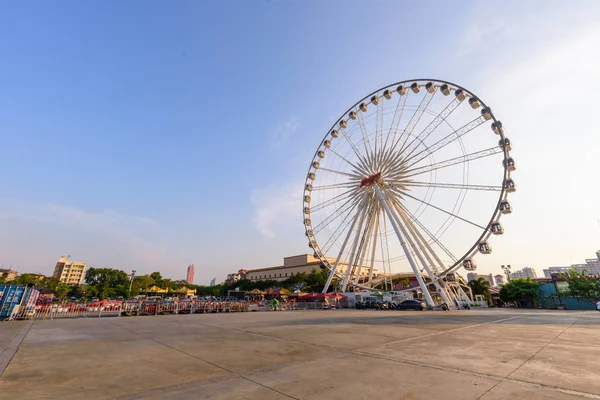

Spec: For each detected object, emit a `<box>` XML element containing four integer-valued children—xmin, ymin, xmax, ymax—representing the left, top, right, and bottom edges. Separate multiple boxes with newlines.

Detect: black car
<box><xmin>397</xmin><ymin>299</ymin><xmax>426</xmax><ymax>311</ymax></box>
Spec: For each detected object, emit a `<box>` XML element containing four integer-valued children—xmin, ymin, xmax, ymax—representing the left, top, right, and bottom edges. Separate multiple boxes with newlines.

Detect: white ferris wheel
<box><xmin>303</xmin><ymin>79</ymin><xmax>515</xmax><ymax>308</ymax></box>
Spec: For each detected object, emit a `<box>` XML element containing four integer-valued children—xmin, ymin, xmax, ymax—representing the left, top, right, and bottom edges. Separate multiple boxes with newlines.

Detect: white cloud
<box><xmin>456</xmin><ymin>18</ymin><xmax>508</xmax><ymax>58</ymax></box>
<box><xmin>271</xmin><ymin>116</ymin><xmax>300</xmax><ymax>149</ymax></box>
<box><xmin>0</xmin><ymin>199</ymin><xmax>168</xmax><ymax>272</ymax></box>
<box><xmin>250</xmin><ymin>182</ymin><xmax>302</xmax><ymax>238</ymax></box>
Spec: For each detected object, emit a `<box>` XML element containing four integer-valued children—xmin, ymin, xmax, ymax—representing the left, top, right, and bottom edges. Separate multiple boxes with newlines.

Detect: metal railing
<box><xmin>3</xmin><ymin>299</ymin><xmax>340</xmax><ymax>321</ymax></box>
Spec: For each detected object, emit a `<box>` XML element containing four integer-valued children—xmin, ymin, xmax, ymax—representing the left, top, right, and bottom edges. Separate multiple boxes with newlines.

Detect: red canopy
<box><xmin>325</xmin><ymin>293</ymin><xmax>347</xmax><ymax>300</ymax></box>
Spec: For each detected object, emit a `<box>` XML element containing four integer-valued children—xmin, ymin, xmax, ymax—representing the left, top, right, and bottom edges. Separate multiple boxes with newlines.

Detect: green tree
<box><xmin>85</xmin><ymin>267</ymin><xmax>130</xmax><ymax>299</ymax></box>
<box><xmin>14</xmin><ymin>273</ymin><xmax>42</xmax><ymax>286</ymax></box>
<box><xmin>468</xmin><ymin>277</ymin><xmax>491</xmax><ymax>301</ymax></box>
<box><xmin>42</xmin><ymin>277</ymin><xmax>61</xmax><ymax>291</ymax></box>
<box><xmin>281</xmin><ymin>272</ymin><xmax>308</xmax><ymax>291</ymax></box>
<box><xmin>132</xmin><ymin>275</ymin><xmax>155</xmax><ymax>296</ymax></box>
<box><xmin>560</xmin><ymin>269</ymin><xmax>600</xmax><ymax>306</ymax></box>
<box><xmin>55</xmin><ymin>283</ymin><xmax>70</xmax><ymax>300</ymax></box>
<box><xmin>0</xmin><ymin>277</ymin><xmax>6</xmax><ymax>284</ymax></box>
<box><xmin>305</xmin><ymin>268</ymin><xmax>330</xmax><ymax>292</ymax></box>
<box><xmin>499</xmin><ymin>278</ymin><xmax>541</xmax><ymax>307</ymax></box>
<box><xmin>150</xmin><ymin>272</ymin><xmax>163</xmax><ymax>287</ymax></box>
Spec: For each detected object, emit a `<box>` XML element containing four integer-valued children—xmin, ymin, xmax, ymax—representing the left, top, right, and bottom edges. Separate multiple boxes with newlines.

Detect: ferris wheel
<box><xmin>303</xmin><ymin>79</ymin><xmax>515</xmax><ymax>307</ymax></box>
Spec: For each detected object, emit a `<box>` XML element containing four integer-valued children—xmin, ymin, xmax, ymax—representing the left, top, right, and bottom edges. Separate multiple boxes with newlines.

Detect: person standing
<box><xmin>596</xmin><ymin>299</ymin><xmax>600</xmax><ymax>312</ymax></box>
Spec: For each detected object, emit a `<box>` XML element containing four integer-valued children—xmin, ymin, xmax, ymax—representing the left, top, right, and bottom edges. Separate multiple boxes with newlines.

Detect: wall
<box><xmin>539</xmin><ymin>283</ymin><xmax>597</xmax><ymax>310</ymax></box>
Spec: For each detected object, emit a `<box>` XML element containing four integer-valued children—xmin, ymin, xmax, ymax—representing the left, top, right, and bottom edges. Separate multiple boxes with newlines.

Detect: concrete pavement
<box><xmin>0</xmin><ymin>309</ymin><xmax>598</xmax><ymax>399</ymax></box>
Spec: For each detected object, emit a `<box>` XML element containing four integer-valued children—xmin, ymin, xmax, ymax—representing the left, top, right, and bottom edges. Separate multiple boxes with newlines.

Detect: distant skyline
<box><xmin>1</xmin><ymin>1</ymin><xmax>600</xmax><ymax>284</ymax></box>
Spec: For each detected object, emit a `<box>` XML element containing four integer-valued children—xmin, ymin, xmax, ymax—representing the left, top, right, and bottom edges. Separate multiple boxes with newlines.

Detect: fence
<box><xmin>2</xmin><ymin>299</ymin><xmax>338</xmax><ymax>321</ymax></box>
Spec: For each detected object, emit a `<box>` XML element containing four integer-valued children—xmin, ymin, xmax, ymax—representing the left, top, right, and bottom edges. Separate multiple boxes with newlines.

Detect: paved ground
<box><xmin>1</xmin><ymin>309</ymin><xmax>599</xmax><ymax>399</ymax></box>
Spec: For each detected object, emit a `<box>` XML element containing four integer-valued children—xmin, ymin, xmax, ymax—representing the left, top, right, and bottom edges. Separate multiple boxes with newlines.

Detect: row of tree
<box><xmin>1</xmin><ymin>267</ymin><xmax>333</xmax><ymax>301</ymax></box>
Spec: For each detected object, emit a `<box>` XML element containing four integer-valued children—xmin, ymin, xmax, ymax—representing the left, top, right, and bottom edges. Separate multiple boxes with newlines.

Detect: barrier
<box><xmin>3</xmin><ymin>298</ymin><xmax>332</xmax><ymax>322</ymax></box>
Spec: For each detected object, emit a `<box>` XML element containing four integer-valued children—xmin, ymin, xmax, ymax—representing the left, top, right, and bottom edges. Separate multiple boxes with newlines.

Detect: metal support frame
<box><xmin>373</xmin><ymin>185</ymin><xmax>435</xmax><ymax>307</ymax></box>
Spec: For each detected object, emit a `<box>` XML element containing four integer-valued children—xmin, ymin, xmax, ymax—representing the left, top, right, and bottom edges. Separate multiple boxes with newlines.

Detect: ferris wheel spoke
<box><xmin>375</xmin><ymin>97</ymin><xmax>384</xmax><ymax>160</ymax></box>
<box><xmin>318</xmin><ymin>167</ymin><xmax>362</xmax><ymax>180</ymax></box>
<box><xmin>389</xmin><ymin>187</ymin><xmax>486</xmax><ymax>230</ymax></box>
<box><xmin>312</xmin><ymin>181</ymin><xmax>358</xmax><ymax>191</ymax></box>
<box><xmin>400</xmin><ymin>203</ymin><xmax>458</xmax><ymax>263</ymax></box>
<box><xmin>386</xmin><ymin>88</ymin><xmax>437</xmax><ymax>166</ymax></box>
<box><xmin>400</xmin><ymin>181</ymin><xmax>502</xmax><ymax>192</ymax></box>
<box><xmin>383</xmin><ymin>91</ymin><xmax>409</xmax><ymax>153</ymax></box>
<box><xmin>313</xmin><ymin>192</ymin><xmax>362</xmax><ymax>236</ymax></box>
<box><xmin>403</xmin><ymin>147</ymin><xmax>503</xmax><ymax>179</ymax></box>
<box><xmin>340</xmin><ymin>128</ymin><xmax>370</xmax><ymax>169</ymax></box>
<box><xmin>326</xmin><ymin>146</ymin><xmax>370</xmax><ymax>176</ymax></box>
<box><xmin>399</xmin><ymin>96</ymin><xmax>463</xmax><ymax>161</ymax></box>
<box><xmin>311</xmin><ymin>187</ymin><xmax>359</xmax><ymax>212</ymax></box>
<box><xmin>402</xmin><ymin>116</ymin><xmax>486</xmax><ymax>171</ymax></box>
<box><xmin>356</xmin><ymin>111</ymin><xmax>373</xmax><ymax>160</ymax></box>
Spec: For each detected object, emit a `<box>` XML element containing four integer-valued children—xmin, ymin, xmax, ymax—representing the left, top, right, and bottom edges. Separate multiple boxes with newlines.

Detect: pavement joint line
<box><xmin>349</xmin><ymin>350</ymin><xmax>600</xmax><ymax>399</ymax></box>
<box><xmin>190</xmin><ymin>314</ymin><xmax>600</xmax><ymax>399</ymax></box>
<box><xmin>107</xmin><ymin>321</ymin><xmax>301</xmax><ymax>400</ymax></box>
<box><xmin>505</xmin><ymin>316</ymin><xmax>582</xmax><ymax>380</ymax></box>
<box><xmin>0</xmin><ymin>320</ymin><xmax>35</xmax><ymax>378</ymax></box>
<box><xmin>351</xmin><ymin>314</ymin><xmax>524</xmax><ymax>351</ymax></box>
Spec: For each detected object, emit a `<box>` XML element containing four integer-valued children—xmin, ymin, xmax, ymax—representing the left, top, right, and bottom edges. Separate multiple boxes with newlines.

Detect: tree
<box><xmin>468</xmin><ymin>277</ymin><xmax>491</xmax><ymax>301</ymax></box>
<box><xmin>499</xmin><ymin>278</ymin><xmax>541</xmax><ymax>307</ymax></box>
<box><xmin>14</xmin><ymin>273</ymin><xmax>42</xmax><ymax>286</ymax></box>
<box><xmin>55</xmin><ymin>283</ymin><xmax>70</xmax><ymax>300</ymax></box>
<box><xmin>282</xmin><ymin>272</ymin><xmax>308</xmax><ymax>291</ymax></box>
<box><xmin>42</xmin><ymin>277</ymin><xmax>61</xmax><ymax>291</ymax></box>
<box><xmin>132</xmin><ymin>275</ymin><xmax>155</xmax><ymax>296</ymax></box>
<box><xmin>560</xmin><ymin>269</ymin><xmax>600</xmax><ymax>306</ymax></box>
<box><xmin>150</xmin><ymin>272</ymin><xmax>163</xmax><ymax>287</ymax></box>
<box><xmin>305</xmin><ymin>268</ymin><xmax>330</xmax><ymax>292</ymax></box>
<box><xmin>85</xmin><ymin>268</ymin><xmax>130</xmax><ymax>299</ymax></box>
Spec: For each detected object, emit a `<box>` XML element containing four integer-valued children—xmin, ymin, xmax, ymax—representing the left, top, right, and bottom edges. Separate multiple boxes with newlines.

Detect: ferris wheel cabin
<box><xmin>503</xmin><ymin>157</ymin><xmax>516</xmax><ymax>171</ymax></box>
<box><xmin>500</xmin><ymin>201</ymin><xmax>512</xmax><ymax>214</ymax></box>
<box><xmin>491</xmin><ymin>222</ymin><xmax>504</xmax><ymax>235</ymax></box>
<box><xmin>478</xmin><ymin>242</ymin><xmax>492</xmax><ymax>254</ymax></box>
<box><xmin>463</xmin><ymin>259</ymin><xmax>477</xmax><ymax>271</ymax></box>
<box><xmin>491</xmin><ymin>120</ymin><xmax>504</xmax><ymax>135</ymax></box>
<box><xmin>504</xmin><ymin>179</ymin><xmax>516</xmax><ymax>192</ymax></box>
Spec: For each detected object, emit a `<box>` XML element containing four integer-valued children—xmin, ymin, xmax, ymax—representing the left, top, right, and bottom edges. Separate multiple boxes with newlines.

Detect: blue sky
<box><xmin>1</xmin><ymin>1</ymin><xmax>600</xmax><ymax>283</ymax></box>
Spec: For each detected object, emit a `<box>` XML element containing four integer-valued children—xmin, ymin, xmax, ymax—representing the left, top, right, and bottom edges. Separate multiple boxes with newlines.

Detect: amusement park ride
<box><xmin>303</xmin><ymin>79</ymin><xmax>515</xmax><ymax>309</ymax></box>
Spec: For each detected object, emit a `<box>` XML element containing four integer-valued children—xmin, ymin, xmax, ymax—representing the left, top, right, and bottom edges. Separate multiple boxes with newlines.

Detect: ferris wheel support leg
<box><xmin>322</xmin><ymin>193</ymin><xmax>368</xmax><ymax>294</ymax></box>
<box><xmin>458</xmin><ymin>286</ymin><xmax>472</xmax><ymax>304</ymax></box>
<box><xmin>341</xmin><ymin>202</ymin><xmax>369</xmax><ymax>292</ymax></box>
<box><xmin>366</xmin><ymin>211</ymin><xmax>380</xmax><ymax>287</ymax></box>
<box><xmin>373</xmin><ymin>185</ymin><xmax>436</xmax><ymax>308</ymax></box>
<box><xmin>390</xmin><ymin>198</ymin><xmax>452</xmax><ymax>308</ymax></box>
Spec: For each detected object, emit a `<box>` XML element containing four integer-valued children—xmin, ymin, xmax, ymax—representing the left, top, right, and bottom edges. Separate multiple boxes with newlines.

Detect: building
<box><xmin>467</xmin><ymin>272</ymin><xmax>495</xmax><ymax>287</ymax></box>
<box><xmin>186</xmin><ymin>264</ymin><xmax>195</xmax><ymax>285</ymax></box>
<box><xmin>52</xmin><ymin>256</ymin><xmax>86</xmax><ymax>285</ymax></box>
<box><xmin>226</xmin><ymin>269</ymin><xmax>248</xmax><ymax>285</ymax></box>
<box><xmin>242</xmin><ymin>254</ymin><xmax>382</xmax><ymax>283</ymax></box>
<box><xmin>494</xmin><ymin>274</ymin><xmax>505</xmax><ymax>287</ymax></box>
<box><xmin>510</xmin><ymin>267</ymin><xmax>537</xmax><ymax>280</ymax></box>
<box><xmin>0</xmin><ymin>268</ymin><xmax>18</xmax><ymax>282</ymax></box>
<box><xmin>543</xmin><ymin>251</ymin><xmax>600</xmax><ymax>278</ymax></box>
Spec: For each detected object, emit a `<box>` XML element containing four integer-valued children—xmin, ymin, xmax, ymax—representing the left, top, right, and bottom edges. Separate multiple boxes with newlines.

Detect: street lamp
<box><xmin>502</xmin><ymin>265</ymin><xmax>511</xmax><ymax>282</ymax></box>
<box><xmin>128</xmin><ymin>270</ymin><xmax>136</xmax><ymax>299</ymax></box>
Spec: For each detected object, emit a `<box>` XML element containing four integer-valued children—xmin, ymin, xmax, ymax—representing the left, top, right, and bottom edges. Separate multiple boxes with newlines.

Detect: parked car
<box><xmin>397</xmin><ymin>299</ymin><xmax>426</xmax><ymax>311</ymax></box>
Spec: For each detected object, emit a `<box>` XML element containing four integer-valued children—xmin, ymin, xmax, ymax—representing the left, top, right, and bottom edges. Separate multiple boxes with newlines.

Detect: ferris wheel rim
<box><xmin>303</xmin><ymin>78</ymin><xmax>512</xmax><ymax>286</ymax></box>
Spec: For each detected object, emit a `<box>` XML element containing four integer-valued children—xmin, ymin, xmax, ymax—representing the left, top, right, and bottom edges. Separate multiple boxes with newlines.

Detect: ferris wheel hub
<box><xmin>360</xmin><ymin>172</ymin><xmax>382</xmax><ymax>188</ymax></box>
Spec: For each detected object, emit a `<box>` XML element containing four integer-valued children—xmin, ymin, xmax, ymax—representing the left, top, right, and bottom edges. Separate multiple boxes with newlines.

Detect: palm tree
<box><xmin>468</xmin><ymin>277</ymin><xmax>491</xmax><ymax>300</ymax></box>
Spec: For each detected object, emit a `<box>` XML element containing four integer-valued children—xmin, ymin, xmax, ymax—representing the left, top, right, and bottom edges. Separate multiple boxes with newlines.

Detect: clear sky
<box><xmin>1</xmin><ymin>1</ymin><xmax>599</xmax><ymax>283</ymax></box>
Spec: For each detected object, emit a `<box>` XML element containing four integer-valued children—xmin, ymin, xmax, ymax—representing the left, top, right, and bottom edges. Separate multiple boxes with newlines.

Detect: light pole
<box><xmin>128</xmin><ymin>270</ymin><xmax>136</xmax><ymax>299</ymax></box>
<box><xmin>502</xmin><ymin>265</ymin><xmax>511</xmax><ymax>282</ymax></box>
